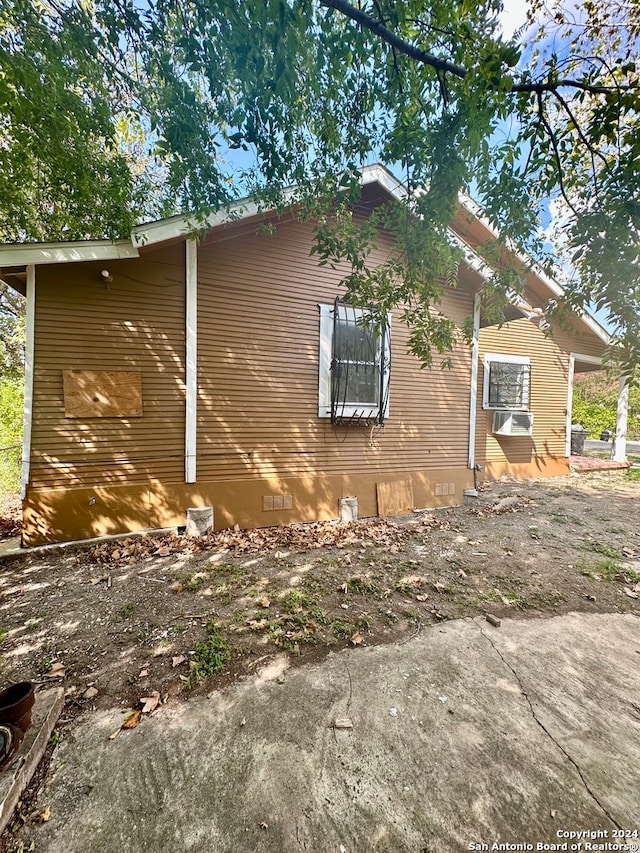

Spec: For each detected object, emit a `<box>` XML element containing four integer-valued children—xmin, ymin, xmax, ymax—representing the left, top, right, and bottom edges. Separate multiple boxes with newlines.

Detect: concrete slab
<box><xmin>0</xmin><ymin>687</ymin><xmax>64</xmax><ymax>834</ymax></box>
<box><xmin>19</xmin><ymin>614</ymin><xmax>640</xmax><ymax>852</ymax></box>
<box><xmin>570</xmin><ymin>456</ymin><xmax>631</xmax><ymax>473</ymax></box>
<box><xmin>0</xmin><ymin>527</ymin><xmax>178</xmax><ymax>561</ymax></box>
<box><xmin>0</xmin><ymin>537</ymin><xmax>21</xmax><ymax>559</ymax></box>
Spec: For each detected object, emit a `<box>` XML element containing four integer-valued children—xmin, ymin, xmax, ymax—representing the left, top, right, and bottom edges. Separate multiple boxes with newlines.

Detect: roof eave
<box><xmin>457</xmin><ymin>192</ymin><xmax>610</xmax><ymax>346</ymax></box>
<box><xmin>0</xmin><ymin>239</ymin><xmax>139</xmax><ymax>268</ymax></box>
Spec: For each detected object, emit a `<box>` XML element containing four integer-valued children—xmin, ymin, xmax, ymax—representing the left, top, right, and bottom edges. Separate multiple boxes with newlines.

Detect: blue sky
<box><xmin>497</xmin><ymin>1</ymin><xmax>614</xmax><ymax>333</ymax></box>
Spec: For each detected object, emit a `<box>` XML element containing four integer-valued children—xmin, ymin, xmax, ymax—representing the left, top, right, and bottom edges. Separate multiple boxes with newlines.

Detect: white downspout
<box><xmin>467</xmin><ymin>293</ymin><xmax>480</xmax><ymax>473</ymax></box>
<box><xmin>185</xmin><ymin>239</ymin><xmax>198</xmax><ymax>483</ymax></box>
<box><xmin>613</xmin><ymin>376</ymin><xmax>629</xmax><ymax>462</ymax></box>
<box><xmin>20</xmin><ymin>265</ymin><xmax>35</xmax><ymax>499</ymax></box>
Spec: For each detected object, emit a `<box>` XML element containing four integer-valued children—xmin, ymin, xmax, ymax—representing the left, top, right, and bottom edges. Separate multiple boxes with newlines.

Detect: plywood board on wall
<box><xmin>376</xmin><ymin>479</ymin><xmax>414</xmax><ymax>518</ymax></box>
<box><xmin>63</xmin><ymin>370</ymin><xmax>143</xmax><ymax>418</ymax></box>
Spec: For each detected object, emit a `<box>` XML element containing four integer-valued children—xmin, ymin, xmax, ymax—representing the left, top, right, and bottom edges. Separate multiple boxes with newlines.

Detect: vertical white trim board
<box><xmin>468</xmin><ymin>294</ymin><xmax>480</xmax><ymax>469</ymax></box>
<box><xmin>20</xmin><ymin>265</ymin><xmax>36</xmax><ymax>499</ymax></box>
<box><xmin>185</xmin><ymin>239</ymin><xmax>198</xmax><ymax>483</ymax></box>
<box><xmin>614</xmin><ymin>377</ymin><xmax>629</xmax><ymax>463</ymax></box>
<box><xmin>565</xmin><ymin>355</ymin><xmax>575</xmax><ymax>458</ymax></box>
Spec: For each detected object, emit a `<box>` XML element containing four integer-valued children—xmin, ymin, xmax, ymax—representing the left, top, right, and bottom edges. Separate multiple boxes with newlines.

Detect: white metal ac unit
<box><xmin>492</xmin><ymin>410</ymin><xmax>534</xmax><ymax>437</ymax></box>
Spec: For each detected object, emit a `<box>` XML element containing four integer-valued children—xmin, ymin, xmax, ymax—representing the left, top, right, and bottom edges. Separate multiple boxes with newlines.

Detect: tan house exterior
<box><xmin>450</xmin><ymin>199</ymin><xmax>610</xmax><ymax>483</ymax></box>
<box><xmin>0</xmin><ymin>166</ymin><xmax>613</xmax><ymax>546</ymax></box>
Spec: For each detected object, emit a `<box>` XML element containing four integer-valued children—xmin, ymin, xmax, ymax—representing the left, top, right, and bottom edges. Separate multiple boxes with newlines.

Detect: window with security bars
<box><xmin>318</xmin><ymin>301</ymin><xmax>391</xmax><ymax>425</ymax></box>
<box><xmin>482</xmin><ymin>355</ymin><xmax>531</xmax><ymax>410</ymax></box>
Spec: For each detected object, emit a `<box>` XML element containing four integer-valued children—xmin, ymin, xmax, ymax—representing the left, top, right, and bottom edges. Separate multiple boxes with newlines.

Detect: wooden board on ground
<box><xmin>0</xmin><ymin>688</ymin><xmax>65</xmax><ymax>835</ymax></box>
<box><xmin>63</xmin><ymin>370</ymin><xmax>143</xmax><ymax>418</ymax></box>
<box><xmin>376</xmin><ymin>479</ymin><xmax>414</xmax><ymax>518</ymax></box>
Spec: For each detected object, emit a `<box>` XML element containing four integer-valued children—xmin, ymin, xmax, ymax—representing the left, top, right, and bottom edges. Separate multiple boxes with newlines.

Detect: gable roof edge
<box><xmin>458</xmin><ymin>192</ymin><xmax>610</xmax><ymax>346</ymax></box>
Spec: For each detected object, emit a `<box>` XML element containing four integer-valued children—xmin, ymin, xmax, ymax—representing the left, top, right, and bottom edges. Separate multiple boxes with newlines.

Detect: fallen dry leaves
<box><xmin>82</xmin><ymin>519</ymin><xmax>413</xmax><ymax>569</ymax></box>
<box><xmin>122</xmin><ymin>709</ymin><xmax>142</xmax><ymax>729</ymax></box>
<box><xmin>35</xmin><ymin>806</ymin><xmax>51</xmax><ymax>824</ymax></box>
<box><xmin>109</xmin><ymin>688</ymin><xmax>165</xmax><ymax>739</ymax></box>
<box><xmin>0</xmin><ymin>514</ymin><xmax>21</xmax><ymax>540</ymax></box>
<box><xmin>140</xmin><ymin>691</ymin><xmax>160</xmax><ymax>714</ymax></box>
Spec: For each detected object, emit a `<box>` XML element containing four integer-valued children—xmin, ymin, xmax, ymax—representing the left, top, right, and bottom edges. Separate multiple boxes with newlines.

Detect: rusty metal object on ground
<box><xmin>0</xmin><ymin>723</ymin><xmax>24</xmax><ymax>770</ymax></box>
<box><xmin>0</xmin><ymin>682</ymin><xmax>35</xmax><ymax>733</ymax></box>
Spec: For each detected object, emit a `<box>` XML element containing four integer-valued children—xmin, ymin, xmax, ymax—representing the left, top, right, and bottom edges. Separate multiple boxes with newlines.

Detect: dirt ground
<box><xmin>0</xmin><ymin>471</ymin><xmax>639</xmax><ymax>724</ymax></box>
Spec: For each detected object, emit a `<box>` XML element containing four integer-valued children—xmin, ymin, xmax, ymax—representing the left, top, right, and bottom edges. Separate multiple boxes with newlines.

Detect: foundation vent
<box><xmin>435</xmin><ymin>483</ymin><xmax>456</xmax><ymax>497</ymax></box>
<box><xmin>262</xmin><ymin>495</ymin><xmax>293</xmax><ymax>512</ymax></box>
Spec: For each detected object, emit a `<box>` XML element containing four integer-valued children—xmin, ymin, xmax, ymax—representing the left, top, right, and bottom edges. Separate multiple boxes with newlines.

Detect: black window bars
<box><xmin>330</xmin><ymin>298</ymin><xmax>390</xmax><ymax>426</ymax></box>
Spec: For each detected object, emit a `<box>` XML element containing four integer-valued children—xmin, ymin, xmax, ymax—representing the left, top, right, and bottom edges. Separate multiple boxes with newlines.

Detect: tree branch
<box><xmin>536</xmin><ymin>92</ymin><xmax>579</xmax><ymax>218</ymax></box>
<box><xmin>551</xmin><ymin>87</ymin><xmax>611</xmax><ymax>177</ymax></box>
<box><xmin>319</xmin><ymin>0</ymin><xmax>638</xmax><ymax>96</ymax></box>
<box><xmin>511</xmin><ymin>79</ymin><xmax>634</xmax><ymax>94</ymax></box>
<box><xmin>319</xmin><ymin>0</ymin><xmax>467</xmax><ymax>77</ymax></box>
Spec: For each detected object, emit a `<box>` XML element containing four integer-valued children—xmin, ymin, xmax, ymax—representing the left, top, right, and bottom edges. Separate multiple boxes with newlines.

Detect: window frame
<box><xmin>482</xmin><ymin>353</ymin><xmax>531</xmax><ymax>411</ymax></box>
<box><xmin>318</xmin><ymin>303</ymin><xmax>391</xmax><ymax>421</ymax></box>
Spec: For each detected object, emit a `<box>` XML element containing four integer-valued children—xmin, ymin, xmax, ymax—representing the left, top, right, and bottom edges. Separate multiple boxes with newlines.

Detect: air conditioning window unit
<box><xmin>492</xmin><ymin>410</ymin><xmax>534</xmax><ymax>436</ymax></box>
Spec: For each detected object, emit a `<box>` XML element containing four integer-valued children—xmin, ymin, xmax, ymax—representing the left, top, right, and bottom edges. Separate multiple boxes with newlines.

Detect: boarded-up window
<box><xmin>62</xmin><ymin>370</ymin><xmax>143</xmax><ymax>418</ymax></box>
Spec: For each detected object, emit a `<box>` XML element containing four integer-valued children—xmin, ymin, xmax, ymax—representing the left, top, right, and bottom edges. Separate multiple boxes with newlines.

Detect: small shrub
<box><xmin>356</xmin><ymin>613</ymin><xmax>371</xmax><ymax>631</ymax></box>
<box><xmin>332</xmin><ymin>620</ymin><xmax>353</xmax><ymax>640</ymax></box>
<box><xmin>587</xmin><ymin>543</ymin><xmax>622</xmax><ymax>559</ymax></box>
<box><xmin>281</xmin><ymin>589</ymin><xmax>312</xmax><ymax>613</ymax></box>
<box><xmin>576</xmin><ymin>557</ymin><xmax>625</xmax><ymax>580</ymax></box>
<box><xmin>188</xmin><ymin>621</ymin><xmax>230</xmax><ymax>687</ymax></box>
<box><xmin>181</xmin><ymin>571</ymin><xmax>208</xmax><ymax>592</ymax></box>
<box><xmin>343</xmin><ymin>576</ymin><xmax>379</xmax><ymax>596</ymax></box>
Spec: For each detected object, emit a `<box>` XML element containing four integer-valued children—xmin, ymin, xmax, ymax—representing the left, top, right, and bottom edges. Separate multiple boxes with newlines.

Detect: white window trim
<box><xmin>318</xmin><ymin>304</ymin><xmax>391</xmax><ymax>420</ymax></box>
<box><xmin>482</xmin><ymin>353</ymin><xmax>530</xmax><ymax>411</ymax></box>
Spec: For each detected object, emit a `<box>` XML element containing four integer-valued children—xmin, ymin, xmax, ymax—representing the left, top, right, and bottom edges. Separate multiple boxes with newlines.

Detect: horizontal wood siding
<box><xmin>476</xmin><ymin>318</ymin><xmax>604</xmax><ymax>477</ymax></box>
<box><xmin>30</xmin><ymin>244</ymin><xmax>185</xmax><ymax>489</ymax></box>
<box><xmin>196</xmin><ymin>219</ymin><xmax>474</xmax><ymax>484</ymax></box>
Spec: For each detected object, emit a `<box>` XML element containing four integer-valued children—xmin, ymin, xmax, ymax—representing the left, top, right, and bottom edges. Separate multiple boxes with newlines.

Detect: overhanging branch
<box><xmin>319</xmin><ymin>0</ymin><xmax>638</xmax><ymax>97</ymax></box>
<box><xmin>319</xmin><ymin>0</ymin><xmax>467</xmax><ymax>77</ymax></box>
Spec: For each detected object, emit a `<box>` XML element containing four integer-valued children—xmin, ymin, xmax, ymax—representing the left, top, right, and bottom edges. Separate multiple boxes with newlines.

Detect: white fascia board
<box><xmin>361</xmin><ymin>173</ymin><xmax>539</xmax><ymax>320</ymax></box>
<box><xmin>132</xmin><ymin>199</ymin><xmax>260</xmax><ymax>248</ymax></box>
<box><xmin>570</xmin><ymin>353</ymin><xmax>602</xmax><ymax>367</ymax></box>
<box><xmin>132</xmin><ymin>189</ymin><xmax>315</xmax><ymax>248</ymax></box>
<box><xmin>458</xmin><ymin>191</ymin><xmax>610</xmax><ymax>346</ymax></box>
<box><xmin>0</xmin><ymin>240</ymin><xmax>138</xmax><ymax>267</ymax></box>
<box><xmin>446</xmin><ymin>230</ymin><xmax>494</xmax><ymax>283</ymax></box>
<box><xmin>360</xmin><ymin>164</ymin><xmax>408</xmax><ymax>203</ymax></box>
<box><xmin>447</xmin><ymin>230</ymin><xmax>541</xmax><ymax>317</ymax></box>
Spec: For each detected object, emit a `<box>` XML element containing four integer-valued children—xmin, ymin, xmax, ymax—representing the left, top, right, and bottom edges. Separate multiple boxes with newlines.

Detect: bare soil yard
<box><xmin>0</xmin><ymin>472</ymin><xmax>639</xmax><ymax>720</ymax></box>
